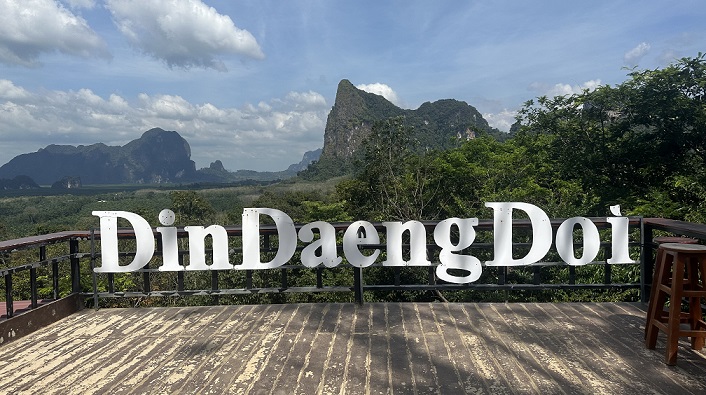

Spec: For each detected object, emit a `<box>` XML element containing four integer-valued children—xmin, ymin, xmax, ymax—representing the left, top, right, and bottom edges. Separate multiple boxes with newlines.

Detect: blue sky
<box><xmin>0</xmin><ymin>0</ymin><xmax>704</xmax><ymax>172</ymax></box>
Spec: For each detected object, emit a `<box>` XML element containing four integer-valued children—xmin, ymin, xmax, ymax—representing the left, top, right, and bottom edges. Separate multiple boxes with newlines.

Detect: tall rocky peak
<box><xmin>314</xmin><ymin>79</ymin><xmax>499</xmax><ymax>176</ymax></box>
<box><xmin>0</xmin><ymin>127</ymin><xmax>196</xmax><ymax>184</ymax></box>
<box><xmin>319</xmin><ymin>80</ymin><xmax>404</xmax><ymax>163</ymax></box>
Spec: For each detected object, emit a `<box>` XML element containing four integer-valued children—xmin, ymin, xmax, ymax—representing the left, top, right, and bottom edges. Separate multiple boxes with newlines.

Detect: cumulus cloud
<box><xmin>529</xmin><ymin>79</ymin><xmax>602</xmax><ymax>98</ymax></box>
<box><xmin>0</xmin><ymin>80</ymin><xmax>328</xmax><ymax>171</ymax></box>
<box><xmin>0</xmin><ymin>0</ymin><xmax>109</xmax><ymax>67</ymax></box>
<box><xmin>106</xmin><ymin>0</ymin><xmax>264</xmax><ymax>71</ymax></box>
<box><xmin>0</xmin><ymin>80</ymin><xmax>31</xmax><ymax>101</ymax></box>
<box><xmin>356</xmin><ymin>83</ymin><xmax>402</xmax><ymax>106</ymax></box>
<box><xmin>624</xmin><ymin>42</ymin><xmax>651</xmax><ymax>65</ymax></box>
<box><xmin>483</xmin><ymin>109</ymin><xmax>517</xmax><ymax>132</ymax></box>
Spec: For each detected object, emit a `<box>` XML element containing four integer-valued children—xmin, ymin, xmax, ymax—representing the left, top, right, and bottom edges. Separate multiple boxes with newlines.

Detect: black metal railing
<box><xmin>4</xmin><ymin>216</ymin><xmax>706</xmax><ymax>315</ymax></box>
<box><xmin>86</xmin><ymin>217</ymin><xmax>647</xmax><ymax>305</ymax></box>
<box><xmin>0</xmin><ymin>232</ymin><xmax>90</xmax><ymax>318</ymax></box>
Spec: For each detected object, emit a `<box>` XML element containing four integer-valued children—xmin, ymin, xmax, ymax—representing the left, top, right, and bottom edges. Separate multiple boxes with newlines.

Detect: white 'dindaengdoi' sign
<box><xmin>92</xmin><ymin>202</ymin><xmax>636</xmax><ymax>284</ymax></box>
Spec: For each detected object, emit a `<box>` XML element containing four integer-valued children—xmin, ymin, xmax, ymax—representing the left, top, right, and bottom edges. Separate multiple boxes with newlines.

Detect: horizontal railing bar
<box><xmin>364</xmin><ymin>283</ymin><xmax>640</xmax><ymax>291</ymax></box>
<box><xmin>85</xmin><ymin>286</ymin><xmax>354</xmax><ymax>298</ymax></box>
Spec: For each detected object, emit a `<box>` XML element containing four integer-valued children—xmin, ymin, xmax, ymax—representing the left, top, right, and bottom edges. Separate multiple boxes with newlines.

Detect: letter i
<box><xmin>607</xmin><ymin>205</ymin><xmax>636</xmax><ymax>264</ymax></box>
<box><xmin>157</xmin><ymin>209</ymin><xmax>183</xmax><ymax>271</ymax></box>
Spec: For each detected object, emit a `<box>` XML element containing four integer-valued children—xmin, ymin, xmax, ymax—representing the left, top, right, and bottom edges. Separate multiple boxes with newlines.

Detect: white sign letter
<box><xmin>299</xmin><ymin>221</ymin><xmax>342</xmax><ymax>268</ymax></box>
<box><xmin>184</xmin><ymin>225</ymin><xmax>232</xmax><ymax>270</ymax></box>
<box><xmin>382</xmin><ymin>221</ymin><xmax>431</xmax><ymax>266</ymax></box>
<box><xmin>93</xmin><ymin>211</ymin><xmax>154</xmax><ymax>273</ymax></box>
<box><xmin>434</xmin><ymin>218</ymin><xmax>482</xmax><ymax>284</ymax></box>
<box><xmin>607</xmin><ymin>205</ymin><xmax>636</xmax><ymax>264</ymax></box>
<box><xmin>343</xmin><ymin>221</ymin><xmax>380</xmax><ymax>268</ymax></box>
<box><xmin>241</xmin><ymin>208</ymin><xmax>297</xmax><ymax>269</ymax></box>
<box><xmin>556</xmin><ymin>217</ymin><xmax>600</xmax><ymax>265</ymax></box>
<box><xmin>485</xmin><ymin>202</ymin><xmax>552</xmax><ymax>266</ymax></box>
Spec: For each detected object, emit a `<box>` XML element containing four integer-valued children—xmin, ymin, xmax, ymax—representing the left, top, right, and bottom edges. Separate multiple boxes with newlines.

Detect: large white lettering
<box><xmin>93</xmin><ymin>203</ymin><xmax>637</xmax><ymax>284</ymax></box>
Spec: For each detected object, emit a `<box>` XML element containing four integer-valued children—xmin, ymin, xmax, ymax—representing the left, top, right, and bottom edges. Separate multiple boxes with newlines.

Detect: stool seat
<box><xmin>658</xmin><ymin>243</ymin><xmax>706</xmax><ymax>252</ymax></box>
<box><xmin>645</xmin><ymin>243</ymin><xmax>706</xmax><ymax>365</ymax></box>
<box><xmin>652</xmin><ymin>237</ymin><xmax>699</xmax><ymax>245</ymax></box>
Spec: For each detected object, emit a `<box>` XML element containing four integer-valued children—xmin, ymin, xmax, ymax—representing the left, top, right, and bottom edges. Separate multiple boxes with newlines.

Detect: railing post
<box><xmin>316</xmin><ymin>268</ymin><xmax>323</xmax><ymax>289</ymax></box>
<box><xmin>30</xmin><ymin>267</ymin><xmax>38</xmax><ymax>309</ymax></box>
<box><xmin>246</xmin><ymin>270</ymin><xmax>253</xmax><ymax>289</ymax></box>
<box><xmin>177</xmin><ymin>253</ymin><xmax>185</xmax><ymax>292</ymax></box>
<box><xmin>641</xmin><ymin>219</ymin><xmax>653</xmax><ymax>303</ymax></box>
<box><xmin>70</xmin><ymin>238</ymin><xmax>80</xmax><ymax>294</ymax></box>
<box><xmin>91</xmin><ymin>229</ymin><xmax>99</xmax><ymax>309</ymax></box>
<box><xmin>32</xmin><ymin>246</ymin><xmax>44</xmax><ymax>308</ymax></box>
<box><xmin>211</xmin><ymin>271</ymin><xmax>220</xmax><ymax>304</ymax></box>
<box><xmin>4</xmin><ymin>273</ymin><xmax>13</xmax><ymax>318</ymax></box>
<box><xmin>52</xmin><ymin>258</ymin><xmax>60</xmax><ymax>300</ymax></box>
<box><xmin>353</xmin><ymin>267</ymin><xmax>364</xmax><ymax>305</ymax></box>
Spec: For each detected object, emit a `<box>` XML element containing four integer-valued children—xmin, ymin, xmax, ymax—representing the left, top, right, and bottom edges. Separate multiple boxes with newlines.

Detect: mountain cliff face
<box><xmin>320</xmin><ymin>80</ymin><xmax>404</xmax><ymax>164</ymax></box>
<box><xmin>0</xmin><ymin>128</ymin><xmax>196</xmax><ymax>185</ymax></box>
<box><xmin>314</xmin><ymin>79</ymin><xmax>499</xmax><ymax>176</ymax></box>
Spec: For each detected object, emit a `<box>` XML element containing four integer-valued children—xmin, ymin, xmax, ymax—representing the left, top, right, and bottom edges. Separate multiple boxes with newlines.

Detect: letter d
<box><xmin>485</xmin><ymin>202</ymin><xmax>552</xmax><ymax>266</ymax></box>
<box><xmin>93</xmin><ymin>211</ymin><xmax>155</xmax><ymax>273</ymax></box>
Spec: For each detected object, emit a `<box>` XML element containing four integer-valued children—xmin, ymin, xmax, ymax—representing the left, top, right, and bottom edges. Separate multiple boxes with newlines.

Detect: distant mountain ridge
<box><xmin>0</xmin><ymin>128</ymin><xmax>197</xmax><ymax>185</ymax></box>
<box><xmin>306</xmin><ymin>79</ymin><xmax>503</xmax><ymax>177</ymax></box>
<box><xmin>0</xmin><ymin>128</ymin><xmax>320</xmax><ymax>187</ymax></box>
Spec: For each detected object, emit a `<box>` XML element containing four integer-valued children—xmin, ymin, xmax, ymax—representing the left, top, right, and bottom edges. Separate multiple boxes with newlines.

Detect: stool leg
<box><xmin>645</xmin><ymin>248</ymin><xmax>666</xmax><ymax>340</ymax></box>
<box><xmin>646</xmin><ymin>251</ymin><xmax>671</xmax><ymax>349</ymax></box>
<box><xmin>690</xmin><ymin>303</ymin><xmax>704</xmax><ymax>350</ymax></box>
<box><xmin>691</xmin><ymin>259</ymin><xmax>706</xmax><ymax>350</ymax></box>
<box><xmin>665</xmin><ymin>254</ymin><xmax>685</xmax><ymax>365</ymax></box>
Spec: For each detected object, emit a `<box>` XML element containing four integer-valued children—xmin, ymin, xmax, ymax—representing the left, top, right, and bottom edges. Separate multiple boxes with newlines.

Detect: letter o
<box><xmin>556</xmin><ymin>217</ymin><xmax>600</xmax><ymax>266</ymax></box>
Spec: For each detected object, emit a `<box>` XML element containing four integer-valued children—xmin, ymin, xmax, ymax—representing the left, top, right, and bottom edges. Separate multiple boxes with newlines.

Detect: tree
<box><xmin>169</xmin><ymin>191</ymin><xmax>215</xmax><ymax>225</ymax></box>
<box><xmin>338</xmin><ymin>117</ymin><xmax>441</xmax><ymax>220</ymax></box>
<box><xmin>517</xmin><ymin>53</ymin><xmax>706</xmax><ymax>218</ymax></box>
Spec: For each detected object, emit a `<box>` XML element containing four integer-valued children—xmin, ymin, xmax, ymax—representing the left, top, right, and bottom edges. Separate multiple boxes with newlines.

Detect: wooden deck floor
<box><xmin>1</xmin><ymin>302</ymin><xmax>705</xmax><ymax>394</ymax></box>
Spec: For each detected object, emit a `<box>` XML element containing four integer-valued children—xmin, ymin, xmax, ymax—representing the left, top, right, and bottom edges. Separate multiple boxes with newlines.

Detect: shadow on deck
<box><xmin>1</xmin><ymin>302</ymin><xmax>705</xmax><ymax>394</ymax></box>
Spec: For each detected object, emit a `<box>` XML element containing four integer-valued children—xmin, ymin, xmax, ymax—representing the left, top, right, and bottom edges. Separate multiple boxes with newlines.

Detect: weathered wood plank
<box><xmin>1</xmin><ymin>302</ymin><xmax>705</xmax><ymax>394</ymax></box>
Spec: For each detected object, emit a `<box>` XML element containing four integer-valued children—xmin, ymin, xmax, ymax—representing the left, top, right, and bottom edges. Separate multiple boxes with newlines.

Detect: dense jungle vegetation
<box><xmin>2</xmin><ymin>54</ymin><xmax>705</xmax><ymax>305</ymax></box>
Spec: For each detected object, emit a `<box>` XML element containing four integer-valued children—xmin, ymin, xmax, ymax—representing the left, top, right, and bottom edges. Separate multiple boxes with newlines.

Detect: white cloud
<box><xmin>624</xmin><ymin>42</ymin><xmax>651</xmax><ymax>65</ymax></box>
<box><xmin>530</xmin><ymin>79</ymin><xmax>602</xmax><ymax>98</ymax></box>
<box><xmin>0</xmin><ymin>80</ymin><xmax>31</xmax><ymax>101</ymax></box>
<box><xmin>106</xmin><ymin>0</ymin><xmax>264</xmax><ymax>71</ymax></box>
<box><xmin>283</xmin><ymin>91</ymin><xmax>327</xmax><ymax>110</ymax></box>
<box><xmin>0</xmin><ymin>80</ymin><xmax>328</xmax><ymax>171</ymax></box>
<box><xmin>0</xmin><ymin>0</ymin><xmax>109</xmax><ymax>67</ymax></box>
<box><xmin>356</xmin><ymin>83</ymin><xmax>401</xmax><ymax>106</ymax></box>
<box><xmin>483</xmin><ymin>109</ymin><xmax>517</xmax><ymax>132</ymax></box>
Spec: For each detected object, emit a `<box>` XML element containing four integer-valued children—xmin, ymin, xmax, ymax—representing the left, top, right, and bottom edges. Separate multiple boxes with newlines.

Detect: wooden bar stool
<box><xmin>644</xmin><ymin>237</ymin><xmax>699</xmax><ymax>340</ymax></box>
<box><xmin>645</xmin><ymin>243</ymin><xmax>706</xmax><ymax>365</ymax></box>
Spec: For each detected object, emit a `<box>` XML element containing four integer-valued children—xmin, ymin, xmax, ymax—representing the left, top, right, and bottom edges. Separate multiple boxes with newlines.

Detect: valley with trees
<box><xmin>1</xmin><ymin>54</ymin><xmax>705</xmax><ymax>305</ymax></box>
